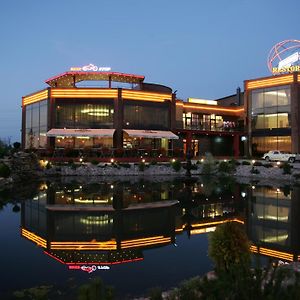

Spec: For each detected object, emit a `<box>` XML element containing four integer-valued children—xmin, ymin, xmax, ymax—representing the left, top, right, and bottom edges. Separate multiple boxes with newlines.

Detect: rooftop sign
<box><xmin>268</xmin><ymin>40</ymin><xmax>300</xmax><ymax>75</ymax></box>
<box><xmin>70</xmin><ymin>64</ymin><xmax>111</xmax><ymax>72</ymax></box>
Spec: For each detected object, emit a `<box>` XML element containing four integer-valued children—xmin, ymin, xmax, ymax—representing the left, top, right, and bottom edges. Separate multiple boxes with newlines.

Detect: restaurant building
<box><xmin>245</xmin><ymin>73</ymin><xmax>300</xmax><ymax>156</ymax></box>
<box><xmin>22</xmin><ymin>67</ymin><xmax>245</xmax><ymax>158</ymax></box>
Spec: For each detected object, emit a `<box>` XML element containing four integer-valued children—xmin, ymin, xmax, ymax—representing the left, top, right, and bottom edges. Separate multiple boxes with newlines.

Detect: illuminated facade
<box><xmin>245</xmin><ymin>73</ymin><xmax>300</xmax><ymax>155</ymax></box>
<box><xmin>22</xmin><ymin>70</ymin><xmax>245</xmax><ymax>157</ymax></box>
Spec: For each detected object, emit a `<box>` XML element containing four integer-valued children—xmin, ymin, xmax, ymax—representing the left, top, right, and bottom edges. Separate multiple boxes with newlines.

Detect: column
<box><xmin>113</xmin><ymin>88</ymin><xmax>124</xmax><ymax>149</ymax></box>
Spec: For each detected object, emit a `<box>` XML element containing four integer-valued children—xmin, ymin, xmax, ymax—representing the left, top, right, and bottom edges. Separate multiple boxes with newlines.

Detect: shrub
<box><xmin>208</xmin><ymin>222</ymin><xmax>250</xmax><ymax>272</ymax></box>
<box><xmin>202</xmin><ymin>153</ymin><xmax>216</xmax><ymax>175</ymax></box>
<box><xmin>263</xmin><ymin>163</ymin><xmax>273</xmax><ymax>168</ymax></box>
<box><xmin>68</xmin><ymin>159</ymin><xmax>74</xmax><ymax>165</ymax></box>
<box><xmin>282</xmin><ymin>162</ymin><xmax>292</xmax><ymax>175</ymax></box>
<box><xmin>150</xmin><ymin>160</ymin><xmax>157</xmax><ymax>165</ymax></box>
<box><xmin>218</xmin><ymin>161</ymin><xmax>235</xmax><ymax>173</ymax></box>
<box><xmin>139</xmin><ymin>162</ymin><xmax>145</xmax><ymax>172</ymax></box>
<box><xmin>242</xmin><ymin>161</ymin><xmax>251</xmax><ymax>165</ymax></box>
<box><xmin>171</xmin><ymin>160</ymin><xmax>181</xmax><ymax>172</ymax></box>
<box><xmin>250</xmin><ymin>167</ymin><xmax>260</xmax><ymax>174</ymax></box>
<box><xmin>119</xmin><ymin>163</ymin><xmax>131</xmax><ymax>168</ymax></box>
<box><xmin>0</xmin><ymin>163</ymin><xmax>11</xmax><ymax>178</ymax></box>
<box><xmin>148</xmin><ymin>287</ymin><xmax>163</xmax><ymax>300</ymax></box>
<box><xmin>70</xmin><ymin>163</ymin><xmax>77</xmax><ymax>170</ymax></box>
<box><xmin>91</xmin><ymin>160</ymin><xmax>99</xmax><ymax>165</ymax></box>
<box><xmin>45</xmin><ymin>162</ymin><xmax>52</xmax><ymax>169</ymax></box>
<box><xmin>253</xmin><ymin>161</ymin><xmax>263</xmax><ymax>166</ymax></box>
<box><xmin>190</xmin><ymin>164</ymin><xmax>198</xmax><ymax>170</ymax></box>
<box><xmin>178</xmin><ymin>277</ymin><xmax>203</xmax><ymax>300</ymax></box>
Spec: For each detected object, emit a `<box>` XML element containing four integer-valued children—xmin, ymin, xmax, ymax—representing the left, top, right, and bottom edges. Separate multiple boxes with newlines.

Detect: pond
<box><xmin>0</xmin><ymin>176</ymin><xmax>298</xmax><ymax>299</ymax></box>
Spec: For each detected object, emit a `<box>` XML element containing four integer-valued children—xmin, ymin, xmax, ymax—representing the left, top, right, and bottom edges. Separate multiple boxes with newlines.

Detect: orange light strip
<box><xmin>250</xmin><ymin>245</ymin><xmax>293</xmax><ymax>261</ymax></box>
<box><xmin>181</xmin><ymin>104</ymin><xmax>244</xmax><ymax>114</ymax></box>
<box><xmin>23</xmin><ymin>90</ymin><xmax>48</xmax><ymax>106</ymax></box>
<box><xmin>191</xmin><ymin>218</ymin><xmax>244</xmax><ymax>229</ymax></box>
<box><xmin>246</xmin><ymin>75</ymin><xmax>293</xmax><ymax>90</ymax></box>
<box><xmin>50</xmin><ymin>240</ymin><xmax>117</xmax><ymax>250</ymax></box>
<box><xmin>121</xmin><ymin>237</ymin><xmax>171</xmax><ymax>249</ymax></box>
<box><xmin>297</xmin><ymin>74</ymin><xmax>300</xmax><ymax>82</ymax></box>
<box><xmin>122</xmin><ymin>90</ymin><xmax>172</xmax><ymax>102</ymax></box>
<box><xmin>51</xmin><ymin>89</ymin><xmax>118</xmax><ymax>98</ymax></box>
<box><xmin>21</xmin><ymin>228</ymin><xmax>47</xmax><ymax>248</ymax></box>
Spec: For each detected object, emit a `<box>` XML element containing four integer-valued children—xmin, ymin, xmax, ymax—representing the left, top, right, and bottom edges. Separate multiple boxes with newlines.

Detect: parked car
<box><xmin>262</xmin><ymin>150</ymin><xmax>298</xmax><ymax>163</ymax></box>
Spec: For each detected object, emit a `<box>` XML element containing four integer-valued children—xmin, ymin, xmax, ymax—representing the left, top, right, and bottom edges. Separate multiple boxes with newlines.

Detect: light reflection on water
<box><xmin>0</xmin><ymin>176</ymin><xmax>298</xmax><ymax>298</ymax></box>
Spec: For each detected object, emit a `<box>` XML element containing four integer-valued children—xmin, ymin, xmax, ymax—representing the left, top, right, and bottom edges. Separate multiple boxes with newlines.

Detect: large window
<box><xmin>25</xmin><ymin>100</ymin><xmax>48</xmax><ymax>149</ymax></box>
<box><xmin>252</xmin><ymin>113</ymin><xmax>290</xmax><ymax>130</ymax></box>
<box><xmin>55</xmin><ymin>100</ymin><xmax>114</xmax><ymax>129</ymax></box>
<box><xmin>124</xmin><ymin>101</ymin><xmax>169</xmax><ymax>130</ymax></box>
<box><xmin>251</xmin><ymin>86</ymin><xmax>291</xmax><ymax>129</ymax></box>
<box><xmin>252</xmin><ymin>136</ymin><xmax>291</xmax><ymax>154</ymax></box>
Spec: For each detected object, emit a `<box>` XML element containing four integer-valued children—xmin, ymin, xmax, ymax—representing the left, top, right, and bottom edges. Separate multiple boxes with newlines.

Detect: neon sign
<box><xmin>268</xmin><ymin>40</ymin><xmax>300</xmax><ymax>74</ymax></box>
<box><xmin>68</xmin><ymin>265</ymin><xmax>110</xmax><ymax>273</ymax></box>
<box><xmin>70</xmin><ymin>64</ymin><xmax>111</xmax><ymax>72</ymax></box>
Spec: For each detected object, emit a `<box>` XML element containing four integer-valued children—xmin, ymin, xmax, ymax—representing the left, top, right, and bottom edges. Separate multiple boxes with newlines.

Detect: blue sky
<box><xmin>1</xmin><ymin>0</ymin><xmax>300</xmax><ymax>142</ymax></box>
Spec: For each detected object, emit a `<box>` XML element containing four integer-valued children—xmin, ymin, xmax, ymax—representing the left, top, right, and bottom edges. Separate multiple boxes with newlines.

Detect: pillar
<box><xmin>113</xmin><ymin>89</ymin><xmax>124</xmax><ymax>149</ymax></box>
<box><xmin>233</xmin><ymin>134</ymin><xmax>240</xmax><ymax>158</ymax></box>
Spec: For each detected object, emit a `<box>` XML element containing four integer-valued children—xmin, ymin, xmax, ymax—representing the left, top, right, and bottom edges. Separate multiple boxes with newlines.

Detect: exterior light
<box><xmin>172</xmin><ymin>158</ymin><xmax>176</xmax><ymax>163</ymax></box>
<box><xmin>241</xmin><ymin>192</ymin><xmax>247</xmax><ymax>198</ymax></box>
<box><xmin>110</xmin><ymin>159</ymin><xmax>114</xmax><ymax>163</ymax></box>
<box><xmin>252</xmin><ymin>160</ymin><xmax>256</xmax><ymax>164</ymax></box>
<box><xmin>200</xmin><ymin>158</ymin><xmax>204</xmax><ymax>162</ymax></box>
<box><xmin>252</xmin><ymin>185</ymin><xmax>255</xmax><ymax>190</ymax></box>
<box><xmin>79</xmin><ymin>158</ymin><xmax>83</xmax><ymax>163</ymax></box>
<box><xmin>223</xmin><ymin>159</ymin><xmax>227</xmax><ymax>162</ymax></box>
<box><xmin>241</xmin><ymin>136</ymin><xmax>247</xmax><ymax>141</ymax></box>
<box><xmin>277</xmin><ymin>161</ymin><xmax>281</xmax><ymax>166</ymax></box>
<box><xmin>142</xmin><ymin>159</ymin><xmax>145</xmax><ymax>163</ymax></box>
<box><xmin>110</xmin><ymin>185</ymin><xmax>114</xmax><ymax>189</ymax></box>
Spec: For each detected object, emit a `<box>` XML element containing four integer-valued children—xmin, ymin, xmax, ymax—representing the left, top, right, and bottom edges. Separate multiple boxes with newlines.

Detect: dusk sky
<box><xmin>1</xmin><ymin>0</ymin><xmax>300</xmax><ymax>142</ymax></box>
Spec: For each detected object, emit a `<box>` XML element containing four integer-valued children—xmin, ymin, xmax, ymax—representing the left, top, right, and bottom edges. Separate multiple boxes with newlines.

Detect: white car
<box><xmin>262</xmin><ymin>150</ymin><xmax>298</xmax><ymax>163</ymax></box>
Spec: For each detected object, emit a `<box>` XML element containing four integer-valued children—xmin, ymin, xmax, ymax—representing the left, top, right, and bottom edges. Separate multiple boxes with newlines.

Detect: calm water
<box><xmin>0</xmin><ymin>176</ymin><xmax>298</xmax><ymax>299</ymax></box>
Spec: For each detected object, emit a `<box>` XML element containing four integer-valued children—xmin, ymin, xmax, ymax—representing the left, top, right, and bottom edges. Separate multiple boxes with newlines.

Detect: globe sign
<box><xmin>267</xmin><ymin>39</ymin><xmax>300</xmax><ymax>74</ymax></box>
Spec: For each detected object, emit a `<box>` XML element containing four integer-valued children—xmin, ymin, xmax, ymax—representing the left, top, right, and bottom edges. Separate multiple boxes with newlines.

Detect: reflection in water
<box><xmin>21</xmin><ymin>178</ymin><xmax>243</xmax><ymax>273</ymax></box>
<box><xmin>19</xmin><ymin>178</ymin><xmax>300</xmax><ymax>278</ymax></box>
<box><xmin>247</xmin><ymin>184</ymin><xmax>300</xmax><ymax>261</ymax></box>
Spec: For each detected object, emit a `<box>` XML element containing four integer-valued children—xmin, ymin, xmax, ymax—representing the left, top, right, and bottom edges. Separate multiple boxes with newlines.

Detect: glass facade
<box><xmin>55</xmin><ymin>99</ymin><xmax>114</xmax><ymax>129</ymax></box>
<box><xmin>124</xmin><ymin>101</ymin><xmax>169</xmax><ymax>130</ymax></box>
<box><xmin>252</xmin><ymin>136</ymin><xmax>291</xmax><ymax>153</ymax></box>
<box><xmin>250</xmin><ymin>86</ymin><xmax>291</xmax><ymax>154</ymax></box>
<box><xmin>249</xmin><ymin>186</ymin><xmax>291</xmax><ymax>247</ymax></box>
<box><xmin>25</xmin><ymin>100</ymin><xmax>48</xmax><ymax>149</ymax></box>
<box><xmin>183</xmin><ymin>112</ymin><xmax>237</xmax><ymax>131</ymax></box>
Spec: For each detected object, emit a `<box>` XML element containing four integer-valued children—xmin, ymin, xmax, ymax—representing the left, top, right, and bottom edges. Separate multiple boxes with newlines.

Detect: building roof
<box><xmin>45</xmin><ymin>71</ymin><xmax>145</xmax><ymax>88</ymax></box>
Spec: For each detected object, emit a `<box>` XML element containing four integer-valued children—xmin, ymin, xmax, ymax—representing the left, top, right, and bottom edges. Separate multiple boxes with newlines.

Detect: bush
<box><xmin>250</xmin><ymin>167</ymin><xmax>260</xmax><ymax>174</ymax></box>
<box><xmin>282</xmin><ymin>162</ymin><xmax>292</xmax><ymax>174</ymax></box>
<box><xmin>119</xmin><ymin>163</ymin><xmax>131</xmax><ymax>168</ymax></box>
<box><xmin>190</xmin><ymin>164</ymin><xmax>198</xmax><ymax>170</ymax></box>
<box><xmin>263</xmin><ymin>163</ymin><xmax>273</xmax><ymax>168</ymax></box>
<box><xmin>91</xmin><ymin>160</ymin><xmax>99</xmax><ymax>165</ymax></box>
<box><xmin>218</xmin><ymin>161</ymin><xmax>235</xmax><ymax>173</ymax></box>
<box><xmin>253</xmin><ymin>161</ymin><xmax>263</xmax><ymax>166</ymax></box>
<box><xmin>45</xmin><ymin>162</ymin><xmax>52</xmax><ymax>169</ymax></box>
<box><xmin>208</xmin><ymin>222</ymin><xmax>250</xmax><ymax>272</ymax></box>
<box><xmin>293</xmin><ymin>173</ymin><xmax>300</xmax><ymax>179</ymax></box>
<box><xmin>150</xmin><ymin>160</ymin><xmax>157</xmax><ymax>165</ymax></box>
<box><xmin>202</xmin><ymin>153</ymin><xmax>216</xmax><ymax>175</ymax></box>
<box><xmin>148</xmin><ymin>287</ymin><xmax>163</xmax><ymax>300</ymax></box>
<box><xmin>68</xmin><ymin>159</ymin><xmax>74</xmax><ymax>165</ymax></box>
<box><xmin>0</xmin><ymin>163</ymin><xmax>11</xmax><ymax>178</ymax></box>
<box><xmin>171</xmin><ymin>160</ymin><xmax>181</xmax><ymax>172</ymax></box>
<box><xmin>139</xmin><ymin>162</ymin><xmax>145</xmax><ymax>172</ymax></box>
<box><xmin>242</xmin><ymin>161</ymin><xmax>251</xmax><ymax>165</ymax></box>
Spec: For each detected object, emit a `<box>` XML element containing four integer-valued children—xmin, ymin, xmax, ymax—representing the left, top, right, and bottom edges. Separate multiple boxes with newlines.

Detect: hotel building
<box><xmin>245</xmin><ymin>73</ymin><xmax>300</xmax><ymax>156</ymax></box>
<box><xmin>22</xmin><ymin>70</ymin><xmax>245</xmax><ymax>158</ymax></box>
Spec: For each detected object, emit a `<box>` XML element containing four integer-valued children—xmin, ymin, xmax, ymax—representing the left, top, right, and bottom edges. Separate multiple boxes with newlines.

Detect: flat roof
<box><xmin>45</xmin><ymin>71</ymin><xmax>145</xmax><ymax>88</ymax></box>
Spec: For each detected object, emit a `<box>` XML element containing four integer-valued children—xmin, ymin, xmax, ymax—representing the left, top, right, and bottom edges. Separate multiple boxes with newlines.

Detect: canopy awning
<box><xmin>123</xmin><ymin>130</ymin><xmax>179</xmax><ymax>139</ymax></box>
<box><xmin>46</xmin><ymin>129</ymin><xmax>115</xmax><ymax>138</ymax></box>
